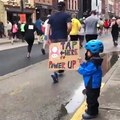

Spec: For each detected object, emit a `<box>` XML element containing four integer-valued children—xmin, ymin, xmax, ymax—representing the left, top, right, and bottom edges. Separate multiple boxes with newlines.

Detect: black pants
<box><xmin>111</xmin><ymin>32</ymin><xmax>118</xmax><ymax>44</ymax></box>
<box><xmin>12</xmin><ymin>32</ymin><xmax>17</xmax><ymax>39</ymax></box>
<box><xmin>70</xmin><ymin>35</ymin><xmax>79</xmax><ymax>41</ymax></box>
<box><xmin>85</xmin><ymin>34</ymin><xmax>98</xmax><ymax>42</ymax></box>
<box><xmin>78</xmin><ymin>35</ymin><xmax>84</xmax><ymax>47</ymax></box>
<box><xmin>21</xmin><ymin>32</ymin><xmax>25</xmax><ymax>41</ymax></box>
<box><xmin>26</xmin><ymin>39</ymin><xmax>34</xmax><ymax>53</ymax></box>
<box><xmin>86</xmin><ymin>88</ymin><xmax>100</xmax><ymax>116</ymax></box>
<box><xmin>0</xmin><ymin>31</ymin><xmax>2</xmax><ymax>38</ymax></box>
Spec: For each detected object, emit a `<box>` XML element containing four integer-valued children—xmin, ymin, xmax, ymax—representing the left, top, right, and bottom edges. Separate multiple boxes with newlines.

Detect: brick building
<box><xmin>114</xmin><ymin>0</ymin><xmax>120</xmax><ymax>17</ymax></box>
<box><xmin>1</xmin><ymin>0</ymin><xmax>35</xmax><ymax>23</ymax></box>
<box><xmin>53</xmin><ymin>0</ymin><xmax>79</xmax><ymax>15</ymax></box>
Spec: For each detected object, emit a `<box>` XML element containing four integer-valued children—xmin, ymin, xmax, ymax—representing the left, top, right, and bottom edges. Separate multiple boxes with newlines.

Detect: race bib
<box><xmin>28</xmin><ymin>25</ymin><xmax>34</xmax><ymax>30</ymax></box>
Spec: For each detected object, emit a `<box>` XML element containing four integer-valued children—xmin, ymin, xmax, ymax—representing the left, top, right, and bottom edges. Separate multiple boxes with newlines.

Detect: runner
<box><xmin>70</xmin><ymin>13</ymin><xmax>81</xmax><ymax>41</ymax></box>
<box><xmin>103</xmin><ymin>19</ymin><xmax>110</xmax><ymax>34</ymax></box>
<box><xmin>41</xmin><ymin>14</ymin><xmax>51</xmax><ymax>55</ymax></box>
<box><xmin>47</xmin><ymin>1</ymin><xmax>72</xmax><ymax>83</ymax></box>
<box><xmin>35</xmin><ymin>18</ymin><xmax>43</xmax><ymax>44</ymax></box>
<box><xmin>24</xmin><ymin>18</ymin><xmax>37</xmax><ymax>58</ymax></box>
<box><xmin>97</xmin><ymin>18</ymin><xmax>104</xmax><ymax>36</ymax></box>
<box><xmin>84</xmin><ymin>10</ymin><xmax>99</xmax><ymax>42</ymax></box>
<box><xmin>110</xmin><ymin>17</ymin><xmax>119</xmax><ymax>47</ymax></box>
<box><xmin>20</xmin><ymin>21</ymin><xmax>26</xmax><ymax>42</ymax></box>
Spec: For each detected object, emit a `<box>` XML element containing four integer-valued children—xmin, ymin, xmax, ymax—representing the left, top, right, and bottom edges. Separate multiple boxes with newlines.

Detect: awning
<box><xmin>5</xmin><ymin>5</ymin><xmax>35</xmax><ymax>13</ymax></box>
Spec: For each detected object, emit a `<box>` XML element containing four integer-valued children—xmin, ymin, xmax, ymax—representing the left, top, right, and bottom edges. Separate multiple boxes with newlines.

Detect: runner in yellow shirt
<box><xmin>70</xmin><ymin>14</ymin><xmax>81</xmax><ymax>41</ymax></box>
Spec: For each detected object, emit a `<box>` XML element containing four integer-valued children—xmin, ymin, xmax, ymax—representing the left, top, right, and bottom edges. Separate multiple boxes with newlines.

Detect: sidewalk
<box><xmin>0</xmin><ymin>37</ymin><xmax>39</xmax><ymax>51</ymax></box>
<box><xmin>95</xmin><ymin>58</ymin><xmax>120</xmax><ymax>120</ymax></box>
<box><xmin>0</xmin><ymin>38</ymin><xmax>11</xmax><ymax>45</ymax></box>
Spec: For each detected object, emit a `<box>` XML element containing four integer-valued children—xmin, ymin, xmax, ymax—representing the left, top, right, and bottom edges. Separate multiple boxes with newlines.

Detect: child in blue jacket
<box><xmin>78</xmin><ymin>40</ymin><xmax>104</xmax><ymax>119</ymax></box>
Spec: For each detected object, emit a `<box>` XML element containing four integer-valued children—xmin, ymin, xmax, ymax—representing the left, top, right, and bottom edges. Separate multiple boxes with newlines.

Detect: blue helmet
<box><xmin>85</xmin><ymin>40</ymin><xmax>104</xmax><ymax>54</ymax></box>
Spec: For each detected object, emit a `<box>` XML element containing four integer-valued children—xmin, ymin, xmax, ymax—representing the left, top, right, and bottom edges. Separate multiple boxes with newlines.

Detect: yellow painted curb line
<box><xmin>71</xmin><ymin>83</ymin><xmax>105</xmax><ymax>120</ymax></box>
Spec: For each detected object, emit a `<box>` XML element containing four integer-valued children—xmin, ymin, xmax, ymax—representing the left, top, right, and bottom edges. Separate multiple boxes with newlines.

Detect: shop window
<box><xmin>69</xmin><ymin>0</ymin><xmax>70</xmax><ymax>9</ymax></box>
<box><xmin>75</xmin><ymin>0</ymin><xmax>76</xmax><ymax>10</ymax></box>
<box><xmin>72</xmin><ymin>0</ymin><xmax>73</xmax><ymax>9</ymax></box>
<box><xmin>25</xmin><ymin>0</ymin><xmax>28</xmax><ymax>3</ymax></box>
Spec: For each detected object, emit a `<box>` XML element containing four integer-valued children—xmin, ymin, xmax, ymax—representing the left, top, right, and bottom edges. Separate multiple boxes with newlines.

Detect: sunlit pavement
<box><xmin>0</xmin><ymin>34</ymin><xmax>120</xmax><ymax>120</ymax></box>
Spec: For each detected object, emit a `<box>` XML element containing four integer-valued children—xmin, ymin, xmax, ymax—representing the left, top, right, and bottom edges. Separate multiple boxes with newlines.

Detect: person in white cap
<box><xmin>110</xmin><ymin>17</ymin><xmax>119</xmax><ymax>46</ymax></box>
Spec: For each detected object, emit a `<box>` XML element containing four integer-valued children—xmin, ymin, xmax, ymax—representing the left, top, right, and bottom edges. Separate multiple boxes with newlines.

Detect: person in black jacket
<box><xmin>24</xmin><ymin>18</ymin><xmax>37</xmax><ymax>58</ymax></box>
<box><xmin>111</xmin><ymin>17</ymin><xmax>119</xmax><ymax>47</ymax></box>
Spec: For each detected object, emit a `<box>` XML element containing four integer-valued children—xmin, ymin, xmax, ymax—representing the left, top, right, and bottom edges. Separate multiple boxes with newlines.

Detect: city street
<box><xmin>0</xmin><ymin>34</ymin><xmax>119</xmax><ymax>120</ymax></box>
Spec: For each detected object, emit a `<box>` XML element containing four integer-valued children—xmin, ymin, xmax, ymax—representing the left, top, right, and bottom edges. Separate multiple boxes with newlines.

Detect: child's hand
<box><xmin>78</xmin><ymin>57</ymin><xmax>83</xmax><ymax>64</ymax></box>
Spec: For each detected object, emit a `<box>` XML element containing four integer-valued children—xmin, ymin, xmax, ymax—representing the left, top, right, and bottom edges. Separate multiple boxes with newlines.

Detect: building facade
<box><xmin>3</xmin><ymin>0</ymin><xmax>35</xmax><ymax>23</ymax></box>
<box><xmin>0</xmin><ymin>0</ymin><xmax>35</xmax><ymax>34</ymax></box>
<box><xmin>54</xmin><ymin>0</ymin><xmax>79</xmax><ymax>16</ymax></box>
<box><xmin>35</xmin><ymin>0</ymin><xmax>52</xmax><ymax>21</ymax></box>
<box><xmin>114</xmin><ymin>0</ymin><xmax>120</xmax><ymax>17</ymax></box>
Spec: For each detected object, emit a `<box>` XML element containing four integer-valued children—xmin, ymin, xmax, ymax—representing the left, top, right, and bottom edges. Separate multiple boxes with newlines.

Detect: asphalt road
<box><xmin>0</xmin><ymin>44</ymin><xmax>48</xmax><ymax>76</ymax></box>
<box><xmin>0</xmin><ymin>35</ymin><xmax>120</xmax><ymax>120</ymax></box>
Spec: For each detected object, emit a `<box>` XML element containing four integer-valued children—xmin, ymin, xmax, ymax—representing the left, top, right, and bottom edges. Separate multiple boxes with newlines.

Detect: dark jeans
<box><xmin>26</xmin><ymin>39</ymin><xmax>34</xmax><ymax>53</ymax></box>
<box><xmin>70</xmin><ymin>35</ymin><xmax>79</xmax><ymax>41</ymax></box>
<box><xmin>86</xmin><ymin>88</ymin><xmax>100</xmax><ymax>116</ymax></box>
<box><xmin>85</xmin><ymin>34</ymin><xmax>98</xmax><ymax>42</ymax></box>
<box><xmin>111</xmin><ymin>32</ymin><xmax>118</xmax><ymax>42</ymax></box>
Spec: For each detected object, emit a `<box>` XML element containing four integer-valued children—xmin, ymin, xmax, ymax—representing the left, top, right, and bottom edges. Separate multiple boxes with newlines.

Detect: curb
<box><xmin>0</xmin><ymin>41</ymin><xmax>11</xmax><ymax>45</ymax></box>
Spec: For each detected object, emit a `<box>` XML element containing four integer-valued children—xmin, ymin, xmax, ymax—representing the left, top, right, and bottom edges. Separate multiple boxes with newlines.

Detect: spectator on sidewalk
<box><xmin>47</xmin><ymin>1</ymin><xmax>72</xmax><ymax>83</ymax></box>
<box><xmin>0</xmin><ymin>20</ymin><xmax>3</xmax><ymax>38</ymax></box>
<box><xmin>84</xmin><ymin>10</ymin><xmax>99</xmax><ymax>42</ymax></box>
<box><xmin>7</xmin><ymin>21</ymin><xmax>12</xmax><ymax>40</ymax></box>
<box><xmin>0</xmin><ymin>21</ymin><xmax>6</xmax><ymax>38</ymax></box>
<box><xmin>78</xmin><ymin>40</ymin><xmax>104</xmax><ymax>119</ymax></box>
<box><xmin>11</xmin><ymin>22</ymin><xmax>18</xmax><ymax>44</ymax></box>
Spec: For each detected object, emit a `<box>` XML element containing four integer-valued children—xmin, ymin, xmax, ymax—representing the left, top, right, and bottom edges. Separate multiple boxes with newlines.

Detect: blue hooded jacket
<box><xmin>78</xmin><ymin>57</ymin><xmax>103</xmax><ymax>89</ymax></box>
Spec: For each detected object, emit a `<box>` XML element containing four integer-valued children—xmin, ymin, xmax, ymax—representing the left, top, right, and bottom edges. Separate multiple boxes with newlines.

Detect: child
<box><xmin>78</xmin><ymin>40</ymin><xmax>104</xmax><ymax>119</ymax></box>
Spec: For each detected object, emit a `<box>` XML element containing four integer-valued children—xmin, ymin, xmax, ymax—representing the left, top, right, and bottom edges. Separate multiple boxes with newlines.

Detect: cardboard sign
<box><xmin>48</xmin><ymin>41</ymin><xmax>80</xmax><ymax>71</ymax></box>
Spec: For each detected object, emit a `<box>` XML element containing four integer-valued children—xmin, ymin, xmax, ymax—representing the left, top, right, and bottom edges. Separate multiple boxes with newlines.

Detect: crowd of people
<box><xmin>0</xmin><ymin>8</ymin><xmax>119</xmax><ymax>53</ymax></box>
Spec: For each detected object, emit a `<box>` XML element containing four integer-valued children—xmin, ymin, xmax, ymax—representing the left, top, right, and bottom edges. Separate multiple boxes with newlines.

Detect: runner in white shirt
<box><xmin>41</xmin><ymin>15</ymin><xmax>51</xmax><ymax>55</ymax></box>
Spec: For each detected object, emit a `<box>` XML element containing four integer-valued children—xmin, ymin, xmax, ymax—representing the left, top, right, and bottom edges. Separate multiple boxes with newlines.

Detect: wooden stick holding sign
<box><xmin>48</xmin><ymin>41</ymin><xmax>80</xmax><ymax>71</ymax></box>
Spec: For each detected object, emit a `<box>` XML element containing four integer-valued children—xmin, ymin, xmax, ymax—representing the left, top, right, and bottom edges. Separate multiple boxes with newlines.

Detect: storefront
<box><xmin>5</xmin><ymin>5</ymin><xmax>35</xmax><ymax>24</ymax></box>
<box><xmin>35</xmin><ymin>4</ymin><xmax>52</xmax><ymax>21</ymax></box>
